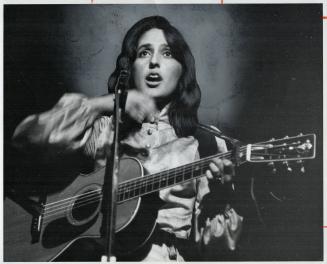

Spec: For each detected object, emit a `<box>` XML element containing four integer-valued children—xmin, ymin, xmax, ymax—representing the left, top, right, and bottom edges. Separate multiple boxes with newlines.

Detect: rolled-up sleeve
<box><xmin>12</xmin><ymin>93</ymin><xmax>102</xmax><ymax>160</ymax></box>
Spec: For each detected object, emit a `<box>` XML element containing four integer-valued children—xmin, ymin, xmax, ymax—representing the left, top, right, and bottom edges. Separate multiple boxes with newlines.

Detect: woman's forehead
<box><xmin>137</xmin><ymin>28</ymin><xmax>168</xmax><ymax>48</ymax></box>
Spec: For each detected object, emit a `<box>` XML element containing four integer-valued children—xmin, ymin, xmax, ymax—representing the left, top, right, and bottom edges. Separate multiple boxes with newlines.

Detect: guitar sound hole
<box><xmin>67</xmin><ymin>186</ymin><xmax>102</xmax><ymax>226</ymax></box>
<box><xmin>72</xmin><ymin>193</ymin><xmax>100</xmax><ymax>221</ymax></box>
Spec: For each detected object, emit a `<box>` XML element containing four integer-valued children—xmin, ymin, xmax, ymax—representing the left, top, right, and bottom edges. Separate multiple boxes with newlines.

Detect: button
<box><xmin>140</xmin><ymin>150</ymin><xmax>149</xmax><ymax>157</ymax></box>
<box><xmin>147</xmin><ymin>129</ymin><xmax>153</xmax><ymax>135</ymax></box>
<box><xmin>146</xmin><ymin>143</ymin><xmax>151</xmax><ymax>148</ymax></box>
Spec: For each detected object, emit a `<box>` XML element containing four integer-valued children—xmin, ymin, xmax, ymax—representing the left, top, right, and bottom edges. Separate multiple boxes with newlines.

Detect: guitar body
<box><xmin>4</xmin><ymin>157</ymin><xmax>162</xmax><ymax>261</ymax></box>
<box><xmin>4</xmin><ymin>133</ymin><xmax>316</xmax><ymax>261</ymax></box>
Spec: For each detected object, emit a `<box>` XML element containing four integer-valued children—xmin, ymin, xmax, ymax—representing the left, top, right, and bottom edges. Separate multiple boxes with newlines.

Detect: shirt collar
<box><xmin>156</xmin><ymin>103</ymin><xmax>170</xmax><ymax>124</ymax></box>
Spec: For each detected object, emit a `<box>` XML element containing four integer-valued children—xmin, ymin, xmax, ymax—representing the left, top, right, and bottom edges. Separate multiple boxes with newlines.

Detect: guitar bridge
<box><xmin>31</xmin><ymin>204</ymin><xmax>44</xmax><ymax>243</ymax></box>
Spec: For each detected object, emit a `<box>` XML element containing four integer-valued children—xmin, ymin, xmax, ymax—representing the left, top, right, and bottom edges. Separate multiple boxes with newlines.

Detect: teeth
<box><xmin>149</xmin><ymin>73</ymin><xmax>159</xmax><ymax>78</ymax></box>
<box><xmin>146</xmin><ymin>73</ymin><xmax>162</xmax><ymax>83</ymax></box>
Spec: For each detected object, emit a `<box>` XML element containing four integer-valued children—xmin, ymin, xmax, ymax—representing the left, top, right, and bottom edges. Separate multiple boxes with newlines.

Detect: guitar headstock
<box><xmin>246</xmin><ymin>133</ymin><xmax>316</xmax><ymax>163</ymax></box>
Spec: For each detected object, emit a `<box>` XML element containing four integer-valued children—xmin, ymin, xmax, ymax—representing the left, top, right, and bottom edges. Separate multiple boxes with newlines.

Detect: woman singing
<box><xmin>12</xmin><ymin>16</ymin><xmax>242</xmax><ymax>261</ymax></box>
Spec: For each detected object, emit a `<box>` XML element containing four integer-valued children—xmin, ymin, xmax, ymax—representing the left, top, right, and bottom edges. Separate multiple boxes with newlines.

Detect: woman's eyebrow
<box><xmin>137</xmin><ymin>43</ymin><xmax>151</xmax><ymax>50</ymax></box>
<box><xmin>160</xmin><ymin>44</ymin><xmax>170</xmax><ymax>49</ymax></box>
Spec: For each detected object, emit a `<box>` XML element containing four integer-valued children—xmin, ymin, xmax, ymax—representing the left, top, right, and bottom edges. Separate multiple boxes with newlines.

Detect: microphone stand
<box><xmin>101</xmin><ymin>70</ymin><xmax>128</xmax><ymax>262</ymax></box>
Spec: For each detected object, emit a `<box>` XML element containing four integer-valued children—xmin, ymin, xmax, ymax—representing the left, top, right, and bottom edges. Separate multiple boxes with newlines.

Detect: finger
<box><xmin>134</xmin><ymin>112</ymin><xmax>144</xmax><ymax>123</ymax></box>
<box><xmin>226</xmin><ymin>209</ymin><xmax>238</xmax><ymax>231</ymax></box>
<box><xmin>144</xmin><ymin>112</ymin><xmax>155</xmax><ymax>123</ymax></box>
<box><xmin>209</xmin><ymin>163</ymin><xmax>222</xmax><ymax>182</ymax></box>
<box><xmin>209</xmin><ymin>162</ymin><xmax>220</xmax><ymax>175</ymax></box>
<box><xmin>206</xmin><ymin>169</ymin><xmax>214</xmax><ymax>180</ymax></box>
<box><xmin>222</xmin><ymin>159</ymin><xmax>235</xmax><ymax>176</ymax></box>
<box><xmin>138</xmin><ymin>113</ymin><xmax>145</xmax><ymax>123</ymax></box>
<box><xmin>141</xmin><ymin>102</ymin><xmax>152</xmax><ymax>121</ymax></box>
<box><xmin>213</xmin><ymin>158</ymin><xmax>224</xmax><ymax>173</ymax></box>
<box><xmin>212</xmin><ymin>215</ymin><xmax>225</xmax><ymax>237</ymax></box>
<box><xmin>144</xmin><ymin>103</ymin><xmax>158</xmax><ymax>122</ymax></box>
<box><xmin>222</xmin><ymin>159</ymin><xmax>233</xmax><ymax>167</ymax></box>
<box><xmin>224</xmin><ymin>204</ymin><xmax>231</xmax><ymax>218</ymax></box>
<box><xmin>149</xmin><ymin>115</ymin><xmax>155</xmax><ymax>123</ymax></box>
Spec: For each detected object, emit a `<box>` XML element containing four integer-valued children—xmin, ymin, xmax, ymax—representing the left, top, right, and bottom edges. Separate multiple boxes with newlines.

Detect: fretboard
<box><xmin>116</xmin><ymin>147</ymin><xmax>247</xmax><ymax>203</ymax></box>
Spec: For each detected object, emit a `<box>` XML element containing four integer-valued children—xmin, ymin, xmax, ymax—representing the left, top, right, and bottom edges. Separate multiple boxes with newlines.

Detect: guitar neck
<box><xmin>117</xmin><ymin>146</ymin><xmax>248</xmax><ymax>203</ymax></box>
<box><xmin>116</xmin><ymin>133</ymin><xmax>316</xmax><ymax>203</ymax></box>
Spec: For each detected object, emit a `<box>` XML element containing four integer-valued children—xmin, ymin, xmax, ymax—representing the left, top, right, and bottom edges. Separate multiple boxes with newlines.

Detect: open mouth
<box><xmin>145</xmin><ymin>73</ymin><xmax>162</xmax><ymax>88</ymax></box>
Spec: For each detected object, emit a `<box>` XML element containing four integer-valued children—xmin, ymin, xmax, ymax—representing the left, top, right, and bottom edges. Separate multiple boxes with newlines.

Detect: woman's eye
<box><xmin>138</xmin><ymin>50</ymin><xmax>151</xmax><ymax>57</ymax></box>
<box><xmin>163</xmin><ymin>50</ymin><xmax>172</xmax><ymax>57</ymax></box>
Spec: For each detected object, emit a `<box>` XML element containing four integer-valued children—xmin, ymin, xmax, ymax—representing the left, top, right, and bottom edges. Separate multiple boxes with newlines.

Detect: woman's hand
<box><xmin>206</xmin><ymin>158</ymin><xmax>235</xmax><ymax>184</ymax></box>
<box><xmin>88</xmin><ymin>90</ymin><xmax>158</xmax><ymax>124</ymax></box>
<box><xmin>125</xmin><ymin>90</ymin><xmax>158</xmax><ymax>123</ymax></box>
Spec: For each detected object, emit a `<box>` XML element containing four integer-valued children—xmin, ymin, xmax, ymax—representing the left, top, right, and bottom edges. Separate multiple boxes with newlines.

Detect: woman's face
<box><xmin>132</xmin><ymin>28</ymin><xmax>182</xmax><ymax>101</ymax></box>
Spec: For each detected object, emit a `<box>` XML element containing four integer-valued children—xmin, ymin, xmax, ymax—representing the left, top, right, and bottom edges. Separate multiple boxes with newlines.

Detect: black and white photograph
<box><xmin>3</xmin><ymin>2</ymin><xmax>324</xmax><ymax>261</ymax></box>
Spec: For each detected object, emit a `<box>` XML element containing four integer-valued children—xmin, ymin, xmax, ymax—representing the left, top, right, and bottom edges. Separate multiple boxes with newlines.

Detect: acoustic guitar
<box><xmin>4</xmin><ymin>134</ymin><xmax>316</xmax><ymax>261</ymax></box>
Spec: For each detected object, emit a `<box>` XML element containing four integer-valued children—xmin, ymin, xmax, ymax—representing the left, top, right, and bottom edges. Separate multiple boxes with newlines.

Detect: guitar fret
<box><xmin>124</xmin><ymin>186</ymin><xmax>129</xmax><ymax>200</ymax></box>
<box><xmin>189</xmin><ymin>163</ymin><xmax>194</xmax><ymax>180</ymax></box>
<box><xmin>194</xmin><ymin>164</ymin><xmax>201</xmax><ymax>178</ymax></box>
<box><xmin>134</xmin><ymin>183</ymin><xmax>140</xmax><ymax>197</ymax></box>
<box><xmin>199</xmin><ymin>161</ymin><xmax>205</xmax><ymax>176</ymax></box>
<box><xmin>175</xmin><ymin>166</ymin><xmax>184</xmax><ymax>183</ymax></box>
<box><xmin>153</xmin><ymin>177</ymin><xmax>160</xmax><ymax>191</ymax></box>
<box><xmin>119</xmin><ymin>189</ymin><xmax>124</xmax><ymax>202</ymax></box>
<box><xmin>168</xmin><ymin>173</ymin><xmax>174</xmax><ymax>186</ymax></box>
<box><xmin>122</xmin><ymin>186</ymin><xmax>126</xmax><ymax>201</ymax></box>
<box><xmin>160</xmin><ymin>172</ymin><xmax>167</xmax><ymax>188</ymax></box>
<box><xmin>129</xmin><ymin>187</ymin><xmax>134</xmax><ymax>198</ymax></box>
<box><xmin>140</xmin><ymin>179</ymin><xmax>146</xmax><ymax>194</ymax></box>
<box><xmin>132</xmin><ymin>181</ymin><xmax>136</xmax><ymax>198</ymax></box>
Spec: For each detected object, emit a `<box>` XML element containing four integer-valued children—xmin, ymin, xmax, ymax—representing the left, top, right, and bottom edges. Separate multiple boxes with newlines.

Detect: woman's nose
<box><xmin>149</xmin><ymin>53</ymin><xmax>160</xmax><ymax>68</ymax></box>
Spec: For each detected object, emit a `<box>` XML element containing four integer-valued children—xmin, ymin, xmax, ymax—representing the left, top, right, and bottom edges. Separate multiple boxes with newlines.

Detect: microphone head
<box><xmin>118</xmin><ymin>57</ymin><xmax>130</xmax><ymax>85</ymax></box>
<box><xmin>108</xmin><ymin>57</ymin><xmax>130</xmax><ymax>93</ymax></box>
<box><xmin>118</xmin><ymin>57</ymin><xmax>130</xmax><ymax>74</ymax></box>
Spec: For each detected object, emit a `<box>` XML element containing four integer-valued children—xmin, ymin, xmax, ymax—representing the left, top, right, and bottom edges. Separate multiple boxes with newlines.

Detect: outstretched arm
<box><xmin>12</xmin><ymin>91</ymin><xmax>157</xmax><ymax>162</ymax></box>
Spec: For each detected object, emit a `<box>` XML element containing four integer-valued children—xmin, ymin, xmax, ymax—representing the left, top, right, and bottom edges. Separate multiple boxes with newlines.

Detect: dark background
<box><xmin>4</xmin><ymin>4</ymin><xmax>323</xmax><ymax>261</ymax></box>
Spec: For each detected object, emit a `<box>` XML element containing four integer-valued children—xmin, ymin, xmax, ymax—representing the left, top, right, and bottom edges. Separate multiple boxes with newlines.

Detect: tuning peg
<box><xmin>296</xmin><ymin>160</ymin><xmax>305</xmax><ymax>173</ymax></box>
<box><xmin>284</xmin><ymin>135</ymin><xmax>289</xmax><ymax>139</ymax></box>
<box><xmin>269</xmin><ymin>137</ymin><xmax>275</xmax><ymax>141</ymax></box>
<box><xmin>283</xmin><ymin>161</ymin><xmax>292</xmax><ymax>172</ymax></box>
<box><xmin>298</xmin><ymin>133</ymin><xmax>303</xmax><ymax>136</ymax></box>
<box><xmin>268</xmin><ymin>161</ymin><xmax>277</xmax><ymax>174</ymax></box>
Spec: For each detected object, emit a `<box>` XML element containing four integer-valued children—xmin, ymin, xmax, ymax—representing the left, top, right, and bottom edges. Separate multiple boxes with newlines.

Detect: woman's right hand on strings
<box><xmin>125</xmin><ymin>90</ymin><xmax>158</xmax><ymax>123</ymax></box>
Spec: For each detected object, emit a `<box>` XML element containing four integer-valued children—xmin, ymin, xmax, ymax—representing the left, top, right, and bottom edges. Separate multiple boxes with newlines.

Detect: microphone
<box><xmin>118</xmin><ymin>57</ymin><xmax>130</xmax><ymax>88</ymax></box>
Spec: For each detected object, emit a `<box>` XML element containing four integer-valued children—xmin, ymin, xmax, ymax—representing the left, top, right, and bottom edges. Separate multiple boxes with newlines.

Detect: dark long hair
<box><xmin>108</xmin><ymin>16</ymin><xmax>201</xmax><ymax>137</ymax></box>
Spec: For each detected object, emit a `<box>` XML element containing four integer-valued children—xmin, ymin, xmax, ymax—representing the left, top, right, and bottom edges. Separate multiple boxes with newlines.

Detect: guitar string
<box><xmin>42</xmin><ymin>167</ymin><xmax>220</xmax><ymax>218</ymax></box>
<box><xmin>41</xmin><ymin>170</ymin><xmax>213</xmax><ymax>221</ymax></box>
<box><xmin>106</xmin><ymin>142</ymin><xmax>308</xmax><ymax>189</ymax></box>
<box><xmin>41</xmin><ymin>151</ymin><xmax>237</xmax><ymax>218</ymax></box>
<box><xmin>44</xmin><ymin>140</ymin><xmax>304</xmax><ymax>209</ymax></box>
<box><xmin>44</xmin><ymin>189</ymin><xmax>102</xmax><ymax>207</ymax></box>
<box><xmin>41</xmin><ymin>151</ymin><xmax>297</xmax><ymax>217</ymax></box>
<box><xmin>41</xmin><ymin>143</ymin><xmax>303</xmax><ymax>216</ymax></box>
<box><xmin>45</xmin><ymin>188</ymin><xmax>102</xmax><ymax>213</ymax></box>
<box><xmin>42</xmin><ymin>197</ymin><xmax>103</xmax><ymax>224</ymax></box>
<box><xmin>42</xmin><ymin>146</ymin><xmax>245</xmax><ymax>209</ymax></box>
<box><xmin>42</xmin><ymin>149</ymin><xmax>238</xmax><ymax>211</ymax></box>
<box><xmin>41</xmin><ymin>152</ymin><xmax>299</xmax><ymax>219</ymax></box>
<box><xmin>41</xmin><ymin>144</ymin><xmax>296</xmax><ymax>213</ymax></box>
<box><xmin>41</xmin><ymin>150</ymin><xmax>302</xmax><ymax>221</ymax></box>
<box><xmin>42</xmin><ymin>195</ymin><xmax>102</xmax><ymax>220</ymax></box>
